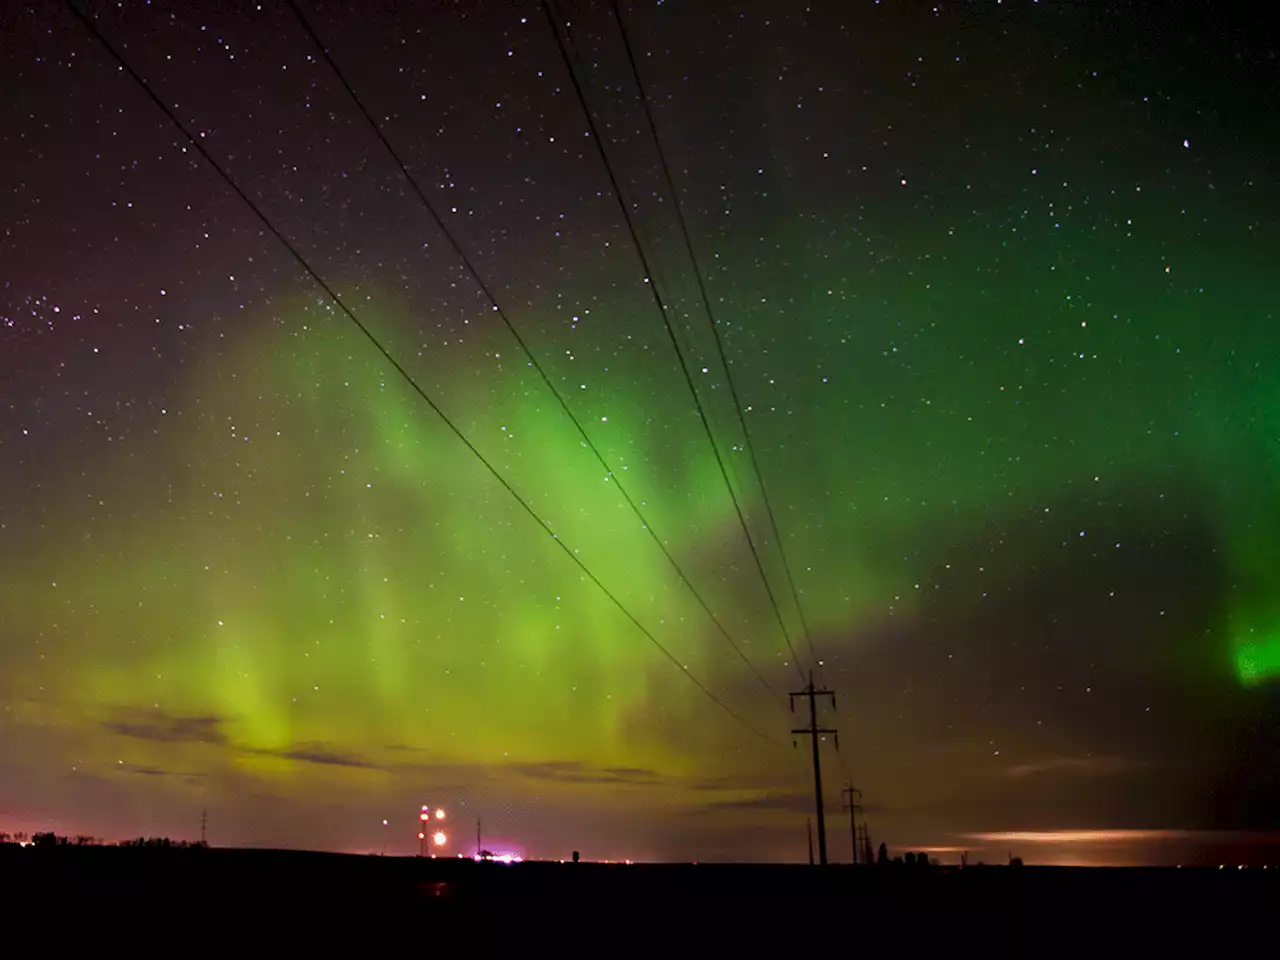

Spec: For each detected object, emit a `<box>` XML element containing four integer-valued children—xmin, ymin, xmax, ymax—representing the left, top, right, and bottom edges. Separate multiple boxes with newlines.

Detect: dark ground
<box><xmin>3</xmin><ymin>845</ymin><xmax>1276</xmax><ymax>941</ymax></box>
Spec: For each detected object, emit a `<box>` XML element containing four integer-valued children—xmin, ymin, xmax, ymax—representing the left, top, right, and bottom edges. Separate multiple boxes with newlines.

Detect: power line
<box><xmin>540</xmin><ymin>0</ymin><xmax>805</xmax><ymax>682</ymax></box>
<box><xmin>283</xmin><ymin>0</ymin><xmax>784</xmax><ymax>705</ymax></box>
<box><xmin>607</xmin><ymin>0</ymin><xmax>824</xmax><ymax>680</ymax></box>
<box><xmin>62</xmin><ymin>0</ymin><xmax>783</xmax><ymax>750</ymax></box>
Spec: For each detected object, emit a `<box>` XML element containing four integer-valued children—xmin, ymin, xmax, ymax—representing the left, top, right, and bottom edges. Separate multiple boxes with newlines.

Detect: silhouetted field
<box><xmin>3</xmin><ymin>844</ymin><xmax>1277</xmax><ymax>927</ymax></box>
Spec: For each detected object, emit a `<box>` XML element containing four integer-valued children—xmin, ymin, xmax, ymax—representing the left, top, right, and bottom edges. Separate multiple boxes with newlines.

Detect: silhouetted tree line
<box><xmin>864</xmin><ymin>844</ymin><xmax>1025</xmax><ymax>869</ymax></box>
<box><xmin>874</xmin><ymin>842</ymin><xmax>940</xmax><ymax>869</ymax></box>
<box><xmin>33</xmin><ymin>832</ymin><xmax>105</xmax><ymax>847</ymax></box>
<box><xmin>118</xmin><ymin>837</ymin><xmax>208</xmax><ymax>849</ymax></box>
<box><xmin>1</xmin><ymin>832</ymin><xmax>206</xmax><ymax>849</ymax></box>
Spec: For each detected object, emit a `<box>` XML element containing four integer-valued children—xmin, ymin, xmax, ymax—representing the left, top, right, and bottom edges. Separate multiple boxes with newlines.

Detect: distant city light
<box><xmin>433</xmin><ymin>830</ymin><xmax>447</xmax><ymax>846</ymax></box>
<box><xmin>473</xmin><ymin>851</ymin><xmax>523</xmax><ymax>864</ymax></box>
<box><xmin>435</xmin><ymin>808</ymin><xmax>446</xmax><ymax>820</ymax></box>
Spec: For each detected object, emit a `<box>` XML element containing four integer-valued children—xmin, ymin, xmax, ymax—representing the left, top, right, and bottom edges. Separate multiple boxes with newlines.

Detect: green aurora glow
<box><xmin>5</xmin><ymin>266</ymin><xmax>1278</xmax><ymax>841</ymax></box>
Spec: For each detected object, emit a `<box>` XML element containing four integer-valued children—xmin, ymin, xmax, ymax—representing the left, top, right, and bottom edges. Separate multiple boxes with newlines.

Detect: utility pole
<box><xmin>791</xmin><ymin>670</ymin><xmax>837</xmax><ymax>866</ymax></box>
<box><xmin>807</xmin><ymin>818</ymin><xmax>814</xmax><ymax>866</ymax></box>
<box><xmin>200</xmin><ymin>807</ymin><xmax>207</xmax><ymax>846</ymax></box>
<box><xmin>841</xmin><ymin>786</ymin><xmax>862</xmax><ymax>865</ymax></box>
<box><xmin>476</xmin><ymin>816</ymin><xmax>482</xmax><ymax>859</ymax></box>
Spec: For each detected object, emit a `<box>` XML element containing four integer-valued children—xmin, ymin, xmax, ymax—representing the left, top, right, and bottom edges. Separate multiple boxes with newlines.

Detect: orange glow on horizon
<box><xmin>967</xmin><ymin>829</ymin><xmax>1196</xmax><ymax>844</ymax></box>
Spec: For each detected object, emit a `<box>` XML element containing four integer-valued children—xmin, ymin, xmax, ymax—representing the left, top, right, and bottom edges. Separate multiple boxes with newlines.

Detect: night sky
<box><xmin>3</xmin><ymin>0</ymin><xmax>1279</xmax><ymax>865</ymax></box>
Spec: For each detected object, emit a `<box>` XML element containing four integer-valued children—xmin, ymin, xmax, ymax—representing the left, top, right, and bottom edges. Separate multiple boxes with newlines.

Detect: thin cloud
<box><xmin>1002</xmin><ymin>755</ymin><xmax>1140</xmax><ymax>780</ymax></box>
<box><xmin>509</xmin><ymin>760</ymin><xmax>664</xmax><ymax>786</ymax></box>
<box><xmin>601</xmin><ymin>766</ymin><xmax>663</xmax><ymax>782</ymax></box>
<box><xmin>256</xmin><ymin>743</ymin><xmax>380</xmax><ymax>769</ymax></box>
<box><xmin>696</xmin><ymin>792</ymin><xmax>814</xmax><ymax>815</ymax></box>
<box><xmin>104</xmin><ymin>707</ymin><xmax>378</xmax><ymax>771</ymax></box>
<box><xmin>120</xmin><ymin>763</ymin><xmax>172</xmax><ymax>777</ymax></box>
<box><xmin>107</xmin><ymin>760</ymin><xmax>208</xmax><ymax>782</ymax></box>
<box><xmin>966</xmin><ymin>829</ymin><xmax>1200</xmax><ymax>844</ymax></box>
<box><xmin>103</xmin><ymin>708</ymin><xmax>227</xmax><ymax>746</ymax></box>
<box><xmin>690</xmin><ymin>770</ymin><xmax>800</xmax><ymax>793</ymax></box>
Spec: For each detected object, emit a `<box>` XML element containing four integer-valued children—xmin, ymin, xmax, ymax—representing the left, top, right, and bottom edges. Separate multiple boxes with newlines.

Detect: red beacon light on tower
<box><xmin>416</xmin><ymin>804</ymin><xmax>447</xmax><ymax>855</ymax></box>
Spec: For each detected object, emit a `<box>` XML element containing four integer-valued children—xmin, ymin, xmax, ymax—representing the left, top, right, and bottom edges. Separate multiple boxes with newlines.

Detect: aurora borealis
<box><xmin>2</xmin><ymin>1</ymin><xmax>1278</xmax><ymax>864</ymax></box>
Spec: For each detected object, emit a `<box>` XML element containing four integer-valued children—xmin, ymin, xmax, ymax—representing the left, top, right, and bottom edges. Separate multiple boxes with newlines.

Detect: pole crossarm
<box><xmin>789</xmin><ymin>671</ymin><xmax>837</xmax><ymax>865</ymax></box>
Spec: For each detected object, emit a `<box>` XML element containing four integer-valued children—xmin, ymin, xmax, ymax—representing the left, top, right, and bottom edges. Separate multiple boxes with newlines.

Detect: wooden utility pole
<box><xmin>791</xmin><ymin>670</ymin><xmax>837</xmax><ymax>866</ymax></box>
<box><xmin>841</xmin><ymin>786</ymin><xmax>862</xmax><ymax>865</ymax></box>
<box><xmin>807</xmin><ymin>818</ymin><xmax>814</xmax><ymax>866</ymax></box>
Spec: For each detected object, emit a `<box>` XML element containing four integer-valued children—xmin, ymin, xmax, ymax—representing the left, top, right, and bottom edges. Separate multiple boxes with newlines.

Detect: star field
<box><xmin>1</xmin><ymin>0</ymin><xmax>1278</xmax><ymax>864</ymax></box>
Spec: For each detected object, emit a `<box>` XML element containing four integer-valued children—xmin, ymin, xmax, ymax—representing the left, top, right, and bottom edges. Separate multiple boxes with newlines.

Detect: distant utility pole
<box><xmin>791</xmin><ymin>670</ymin><xmax>837</xmax><ymax>866</ymax></box>
<box><xmin>200</xmin><ymin>807</ymin><xmax>207</xmax><ymax>846</ymax></box>
<box><xmin>807</xmin><ymin>818</ymin><xmax>814</xmax><ymax>866</ymax></box>
<box><xmin>841</xmin><ymin>786</ymin><xmax>862</xmax><ymax>865</ymax></box>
